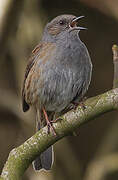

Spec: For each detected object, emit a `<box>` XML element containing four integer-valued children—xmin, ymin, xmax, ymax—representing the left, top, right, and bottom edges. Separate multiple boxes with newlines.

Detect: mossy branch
<box><xmin>1</xmin><ymin>88</ymin><xmax>118</xmax><ymax>179</ymax></box>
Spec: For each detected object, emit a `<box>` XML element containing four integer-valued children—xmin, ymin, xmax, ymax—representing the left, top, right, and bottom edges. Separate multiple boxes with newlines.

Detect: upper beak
<box><xmin>69</xmin><ymin>16</ymin><xmax>87</xmax><ymax>30</ymax></box>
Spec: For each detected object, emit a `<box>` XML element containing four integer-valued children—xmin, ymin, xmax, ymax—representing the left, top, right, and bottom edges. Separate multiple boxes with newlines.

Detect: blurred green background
<box><xmin>0</xmin><ymin>0</ymin><xmax>118</xmax><ymax>179</ymax></box>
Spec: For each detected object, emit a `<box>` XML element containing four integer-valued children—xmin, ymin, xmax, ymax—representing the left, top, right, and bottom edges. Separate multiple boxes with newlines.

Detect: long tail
<box><xmin>32</xmin><ymin>108</ymin><xmax>54</xmax><ymax>171</ymax></box>
<box><xmin>33</xmin><ymin>146</ymin><xmax>53</xmax><ymax>171</ymax></box>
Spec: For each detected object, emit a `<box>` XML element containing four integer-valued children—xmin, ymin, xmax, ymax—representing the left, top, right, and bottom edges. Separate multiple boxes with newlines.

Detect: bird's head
<box><xmin>43</xmin><ymin>14</ymin><xmax>86</xmax><ymax>41</ymax></box>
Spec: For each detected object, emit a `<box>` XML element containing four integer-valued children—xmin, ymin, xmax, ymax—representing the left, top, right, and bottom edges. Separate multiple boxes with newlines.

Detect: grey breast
<box><xmin>37</xmin><ymin>37</ymin><xmax>92</xmax><ymax>112</ymax></box>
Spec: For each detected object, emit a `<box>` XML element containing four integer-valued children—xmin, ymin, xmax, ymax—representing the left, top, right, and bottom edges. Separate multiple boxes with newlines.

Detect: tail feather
<box><xmin>33</xmin><ymin>108</ymin><xmax>54</xmax><ymax>171</ymax></box>
<box><xmin>41</xmin><ymin>146</ymin><xmax>53</xmax><ymax>170</ymax></box>
<box><xmin>33</xmin><ymin>146</ymin><xmax>53</xmax><ymax>171</ymax></box>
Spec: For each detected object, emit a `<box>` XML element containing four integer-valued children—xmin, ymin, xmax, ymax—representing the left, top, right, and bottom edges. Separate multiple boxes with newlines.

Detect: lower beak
<box><xmin>69</xmin><ymin>16</ymin><xmax>87</xmax><ymax>31</ymax></box>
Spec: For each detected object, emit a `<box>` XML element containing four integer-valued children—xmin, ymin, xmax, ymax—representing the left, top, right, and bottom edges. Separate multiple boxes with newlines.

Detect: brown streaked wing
<box><xmin>22</xmin><ymin>43</ymin><xmax>43</xmax><ymax>112</ymax></box>
<box><xmin>22</xmin><ymin>42</ymin><xmax>55</xmax><ymax>112</ymax></box>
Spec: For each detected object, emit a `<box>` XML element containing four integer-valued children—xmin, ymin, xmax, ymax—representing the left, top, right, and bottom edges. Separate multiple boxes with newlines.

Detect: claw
<box><xmin>50</xmin><ymin>117</ymin><xmax>62</xmax><ymax>124</ymax></box>
<box><xmin>71</xmin><ymin>97</ymin><xmax>87</xmax><ymax>110</ymax></box>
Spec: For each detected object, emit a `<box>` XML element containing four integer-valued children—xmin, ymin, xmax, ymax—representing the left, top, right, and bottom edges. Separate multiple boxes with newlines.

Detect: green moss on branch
<box><xmin>1</xmin><ymin>88</ymin><xmax>118</xmax><ymax>180</ymax></box>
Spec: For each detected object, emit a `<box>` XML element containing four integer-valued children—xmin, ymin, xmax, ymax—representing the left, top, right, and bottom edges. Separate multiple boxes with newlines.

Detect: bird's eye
<box><xmin>59</xmin><ymin>20</ymin><xmax>64</xmax><ymax>25</ymax></box>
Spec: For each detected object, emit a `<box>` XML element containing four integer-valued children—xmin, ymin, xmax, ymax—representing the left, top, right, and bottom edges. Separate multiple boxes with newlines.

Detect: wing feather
<box><xmin>22</xmin><ymin>43</ymin><xmax>43</xmax><ymax>112</ymax></box>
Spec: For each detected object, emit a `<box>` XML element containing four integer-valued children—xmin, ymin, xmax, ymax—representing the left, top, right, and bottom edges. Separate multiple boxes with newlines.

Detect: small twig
<box><xmin>112</xmin><ymin>44</ymin><xmax>118</xmax><ymax>88</ymax></box>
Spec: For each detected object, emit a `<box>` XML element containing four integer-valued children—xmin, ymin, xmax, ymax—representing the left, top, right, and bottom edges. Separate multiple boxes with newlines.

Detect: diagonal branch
<box><xmin>1</xmin><ymin>88</ymin><xmax>118</xmax><ymax>180</ymax></box>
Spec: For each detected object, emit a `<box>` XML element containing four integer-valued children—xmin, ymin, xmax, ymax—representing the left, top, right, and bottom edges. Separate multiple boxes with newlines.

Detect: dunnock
<box><xmin>22</xmin><ymin>14</ymin><xmax>92</xmax><ymax>171</ymax></box>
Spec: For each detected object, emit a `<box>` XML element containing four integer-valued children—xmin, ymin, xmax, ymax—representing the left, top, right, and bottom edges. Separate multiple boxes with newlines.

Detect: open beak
<box><xmin>69</xmin><ymin>16</ymin><xmax>87</xmax><ymax>31</ymax></box>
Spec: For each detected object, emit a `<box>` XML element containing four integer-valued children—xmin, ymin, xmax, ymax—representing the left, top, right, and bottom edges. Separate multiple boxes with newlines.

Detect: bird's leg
<box><xmin>42</xmin><ymin>108</ymin><xmax>56</xmax><ymax>136</ymax></box>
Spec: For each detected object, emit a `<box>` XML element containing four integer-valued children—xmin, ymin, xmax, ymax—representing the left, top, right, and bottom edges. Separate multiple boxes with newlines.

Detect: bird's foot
<box><xmin>71</xmin><ymin>97</ymin><xmax>87</xmax><ymax>111</ymax></box>
<box><xmin>71</xmin><ymin>102</ymin><xmax>79</xmax><ymax>110</ymax></box>
<box><xmin>50</xmin><ymin>117</ymin><xmax>62</xmax><ymax>123</ymax></box>
<box><xmin>79</xmin><ymin>101</ymin><xmax>86</xmax><ymax>110</ymax></box>
<box><xmin>47</xmin><ymin>121</ymin><xmax>56</xmax><ymax>136</ymax></box>
<box><xmin>79</xmin><ymin>96</ymin><xmax>87</xmax><ymax>110</ymax></box>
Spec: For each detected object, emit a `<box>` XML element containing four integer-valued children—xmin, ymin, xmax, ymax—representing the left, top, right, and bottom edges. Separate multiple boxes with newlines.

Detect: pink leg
<box><xmin>42</xmin><ymin>108</ymin><xmax>56</xmax><ymax>136</ymax></box>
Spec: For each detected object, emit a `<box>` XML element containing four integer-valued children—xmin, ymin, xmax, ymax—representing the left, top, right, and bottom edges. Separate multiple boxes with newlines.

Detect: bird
<box><xmin>22</xmin><ymin>14</ymin><xmax>92</xmax><ymax>171</ymax></box>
